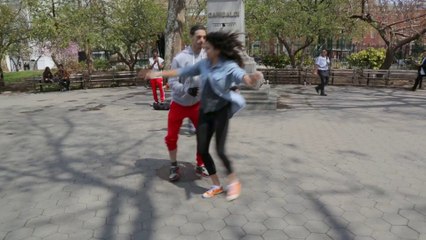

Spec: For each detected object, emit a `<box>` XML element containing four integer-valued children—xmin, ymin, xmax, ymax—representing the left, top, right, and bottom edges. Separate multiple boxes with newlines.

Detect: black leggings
<box><xmin>59</xmin><ymin>79</ymin><xmax>70</xmax><ymax>90</ymax></box>
<box><xmin>197</xmin><ymin>105</ymin><xmax>233</xmax><ymax>176</ymax></box>
<box><xmin>413</xmin><ymin>75</ymin><xmax>424</xmax><ymax>90</ymax></box>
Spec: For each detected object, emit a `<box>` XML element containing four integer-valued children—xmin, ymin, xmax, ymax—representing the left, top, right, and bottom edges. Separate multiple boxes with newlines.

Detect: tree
<box><xmin>182</xmin><ymin>0</ymin><xmax>207</xmax><ymax>43</ymax></box>
<box><xmin>246</xmin><ymin>0</ymin><xmax>357</xmax><ymax>68</ymax></box>
<box><xmin>29</xmin><ymin>0</ymin><xmax>107</xmax><ymax>73</ymax></box>
<box><xmin>351</xmin><ymin>0</ymin><xmax>426</xmax><ymax>69</ymax></box>
<box><xmin>164</xmin><ymin>0</ymin><xmax>186</xmax><ymax>68</ymax></box>
<box><xmin>104</xmin><ymin>0</ymin><xmax>166</xmax><ymax>71</ymax></box>
<box><xmin>0</xmin><ymin>3</ymin><xmax>30</xmax><ymax>85</ymax></box>
<box><xmin>62</xmin><ymin>0</ymin><xmax>108</xmax><ymax>73</ymax></box>
<box><xmin>28</xmin><ymin>0</ymin><xmax>73</xmax><ymax>67</ymax></box>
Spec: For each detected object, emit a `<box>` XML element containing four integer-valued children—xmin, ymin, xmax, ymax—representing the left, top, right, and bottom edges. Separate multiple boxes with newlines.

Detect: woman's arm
<box><xmin>228</xmin><ymin>63</ymin><xmax>263</xmax><ymax>88</ymax></box>
<box><xmin>146</xmin><ymin>60</ymin><xmax>202</xmax><ymax>79</ymax></box>
<box><xmin>146</xmin><ymin>69</ymin><xmax>179</xmax><ymax>79</ymax></box>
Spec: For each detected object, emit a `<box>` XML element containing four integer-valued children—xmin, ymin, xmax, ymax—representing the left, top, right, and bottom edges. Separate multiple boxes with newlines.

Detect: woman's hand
<box><xmin>244</xmin><ymin>71</ymin><xmax>264</xmax><ymax>88</ymax></box>
<box><xmin>145</xmin><ymin>70</ymin><xmax>161</xmax><ymax>80</ymax></box>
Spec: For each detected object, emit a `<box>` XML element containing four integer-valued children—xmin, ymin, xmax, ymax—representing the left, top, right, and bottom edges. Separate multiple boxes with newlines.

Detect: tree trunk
<box><xmin>380</xmin><ymin>47</ymin><xmax>395</xmax><ymax>69</ymax></box>
<box><xmin>289</xmin><ymin>54</ymin><xmax>297</xmax><ymax>69</ymax></box>
<box><xmin>164</xmin><ymin>0</ymin><xmax>186</xmax><ymax>69</ymax></box>
<box><xmin>33</xmin><ymin>55</ymin><xmax>43</xmax><ymax>70</ymax></box>
<box><xmin>10</xmin><ymin>57</ymin><xmax>20</xmax><ymax>72</ymax></box>
<box><xmin>129</xmin><ymin>63</ymin><xmax>135</xmax><ymax>72</ymax></box>
<box><xmin>0</xmin><ymin>66</ymin><xmax>5</xmax><ymax>89</ymax></box>
<box><xmin>51</xmin><ymin>53</ymin><xmax>60</xmax><ymax>67</ymax></box>
<box><xmin>85</xmin><ymin>40</ymin><xmax>94</xmax><ymax>74</ymax></box>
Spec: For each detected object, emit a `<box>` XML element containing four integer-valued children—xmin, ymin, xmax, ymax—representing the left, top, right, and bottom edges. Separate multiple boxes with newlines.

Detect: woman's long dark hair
<box><xmin>206</xmin><ymin>31</ymin><xmax>244</xmax><ymax>67</ymax></box>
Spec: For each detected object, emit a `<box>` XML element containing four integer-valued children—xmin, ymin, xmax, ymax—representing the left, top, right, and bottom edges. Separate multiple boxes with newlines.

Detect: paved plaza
<box><xmin>0</xmin><ymin>85</ymin><xmax>425</xmax><ymax>240</ymax></box>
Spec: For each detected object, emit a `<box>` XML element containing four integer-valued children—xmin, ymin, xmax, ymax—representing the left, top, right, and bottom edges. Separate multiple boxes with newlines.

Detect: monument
<box><xmin>207</xmin><ymin>0</ymin><xmax>263</xmax><ymax>88</ymax></box>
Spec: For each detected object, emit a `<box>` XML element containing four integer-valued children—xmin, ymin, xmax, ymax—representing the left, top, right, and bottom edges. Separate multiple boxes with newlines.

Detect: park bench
<box><xmin>386</xmin><ymin>70</ymin><xmax>417</xmax><ymax>87</ymax></box>
<box><xmin>360</xmin><ymin>69</ymin><xmax>417</xmax><ymax>87</ymax></box>
<box><xmin>86</xmin><ymin>71</ymin><xmax>139</xmax><ymax>88</ymax></box>
<box><xmin>261</xmin><ymin>69</ymin><xmax>302</xmax><ymax>84</ymax></box>
<box><xmin>27</xmin><ymin>74</ymin><xmax>85</xmax><ymax>92</ymax></box>
<box><xmin>260</xmin><ymin>68</ymin><xmax>418</xmax><ymax>88</ymax></box>
<box><xmin>331</xmin><ymin>69</ymin><xmax>357</xmax><ymax>85</ymax></box>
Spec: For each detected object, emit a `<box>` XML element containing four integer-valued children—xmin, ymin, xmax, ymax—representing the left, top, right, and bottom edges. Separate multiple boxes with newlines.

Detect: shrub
<box><xmin>347</xmin><ymin>48</ymin><xmax>386</xmax><ymax>69</ymax></box>
<box><xmin>262</xmin><ymin>55</ymin><xmax>291</xmax><ymax>68</ymax></box>
<box><xmin>94</xmin><ymin>59</ymin><xmax>111</xmax><ymax>71</ymax></box>
<box><xmin>66</xmin><ymin>61</ymin><xmax>84</xmax><ymax>73</ymax></box>
<box><xmin>261</xmin><ymin>53</ymin><xmax>315</xmax><ymax>68</ymax></box>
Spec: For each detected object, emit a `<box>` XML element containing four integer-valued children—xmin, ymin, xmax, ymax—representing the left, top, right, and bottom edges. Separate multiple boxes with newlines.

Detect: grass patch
<box><xmin>3</xmin><ymin>70</ymin><xmax>43</xmax><ymax>84</ymax></box>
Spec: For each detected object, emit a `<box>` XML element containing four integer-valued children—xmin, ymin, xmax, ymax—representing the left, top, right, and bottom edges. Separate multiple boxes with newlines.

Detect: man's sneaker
<box><xmin>202</xmin><ymin>186</ymin><xmax>223</xmax><ymax>198</ymax></box>
<box><xmin>169</xmin><ymin>166</ymin><xmax>180</xmax><ymax>182</ymax></box>
<box><xmin>226</xmin><ymin>181</ymin><xmax>241</xmax><ymax>201</ymax></box>
<box><xmin>195</xmin><ymin>165</ymin><xmax>209</xmax><ymax>177</ymax></box>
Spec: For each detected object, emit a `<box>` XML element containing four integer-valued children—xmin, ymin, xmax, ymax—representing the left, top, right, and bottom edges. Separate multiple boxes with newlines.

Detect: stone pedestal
<box><xmin>207</xmin><ymin>0</ymin><xmax>274</xmax><ymax>109</ymax></box>
<box><xmin>241</xmin><ymin>51</ymin><xmax>264</xmax><ymax>89</ymax></box>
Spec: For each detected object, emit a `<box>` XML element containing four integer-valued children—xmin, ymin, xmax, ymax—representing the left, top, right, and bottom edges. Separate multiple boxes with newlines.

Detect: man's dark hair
<box><xmin>152</xmin><ymin>49</ymin><xmax>158</xmax><ymax>54</ymax></box>
<box><xmin>190</xmin><ymin>25</ymin><xmax>207</xmax><ymax>36</ymax></box>
<box><xmin>58</xmin><ymin>64</ymin><xmax>63</xmax><ymax>68</ymax></box>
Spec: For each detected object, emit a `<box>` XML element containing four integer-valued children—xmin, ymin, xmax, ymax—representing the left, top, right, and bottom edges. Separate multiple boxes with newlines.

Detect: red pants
<box><xmin>165</xmin><ymin>101</ymin><xmax>204</xmax><ymax>166</ymax></box>
<box><xmin>150</xmin><ymin>78</ymin><xmax>165</xmax><ymax>103</ymax></box>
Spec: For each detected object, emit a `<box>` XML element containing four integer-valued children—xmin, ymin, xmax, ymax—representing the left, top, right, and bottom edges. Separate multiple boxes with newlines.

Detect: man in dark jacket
<box><xmin>412</xmin><ymin>51</ymin><xmax>426</xmax><ymax>91</ymax></box>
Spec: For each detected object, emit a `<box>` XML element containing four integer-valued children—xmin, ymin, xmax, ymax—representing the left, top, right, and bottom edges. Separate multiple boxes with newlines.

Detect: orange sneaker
<box><xmin>202</xmin><ymin>186</ymin><xmax>223</xmax><ymax>198</ymax></box>
<box><xmin>226</xmin><ymin>181</ymin><xmax>241</xmax><ymax>201</ymax></box>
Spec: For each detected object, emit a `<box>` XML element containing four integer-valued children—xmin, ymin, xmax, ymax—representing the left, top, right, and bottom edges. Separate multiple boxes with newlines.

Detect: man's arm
<box><xmin>146</xmin><ymin>61</ymin><xmax>202</xmax><ymax>79</ymax></box>
<box><xmin>157</xmin><ymin>58</ymin><xmax>164</xmax><ymax>70</ymax></box>
<box><xmin>313</xmin><ymin>57</ymin><xmax>319</xmax><ymax>75</ymax></box>
<box><xmin>168</xmin><ymin>58</ymin><xmax>186</xmax><ymax>96</ymax></box>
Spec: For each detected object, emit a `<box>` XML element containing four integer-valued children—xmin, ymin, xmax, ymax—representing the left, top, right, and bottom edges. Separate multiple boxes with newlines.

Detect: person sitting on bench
<box><xmin>54</xmin><ymin>64</ymin><xmax>71</xmax><ymax>91</ymax></box>
<box><xmin>42</xmin><ymin>67</ymin><xmax>54</xmax><ymax>83</ymax></box>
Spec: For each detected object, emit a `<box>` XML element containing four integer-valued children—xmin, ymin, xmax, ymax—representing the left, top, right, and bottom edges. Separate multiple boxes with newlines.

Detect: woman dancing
<box><xmin>147</xmin><ymin>31</ymin><xmax>263</xmax><ymax>201</ymax></box>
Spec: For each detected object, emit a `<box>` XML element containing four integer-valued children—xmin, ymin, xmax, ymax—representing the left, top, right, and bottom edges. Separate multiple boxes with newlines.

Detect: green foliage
<box><xmin>0</xmin><ymin>4</ymin><xmax>30</xmax><ymax>69</ymax></box>
<box><xmin>3</xmin><ymin>70</ymin><xmax>43</xmax><ymax>84</ymax></box>
<box><xmin>347</xmin><ymin>48</ymin><xmax>386</xmax><ymax>69</ymax></box>
<box><xmin>104</xmin><ymin>0</ymin><xmax>166</xmax><ymax>70</ymax></box>
<box><xmin>411</xmin><ymin>40</ymin><xmax>425</xmax><ymax>58</ymax></box>
<box><xmin>246</xmin><ymin>0</ymin><xmax>359</xmax><ymax>68</ymax></box>
<box><xmin>93</xmin><ymin>59</ymin><xmax>111</xmax><ymax>71</ymax></box>
<box><xmin>262</xmin><ymin>55</ymin><xmax>291</xmax><ymax>68</ymax></box>
<box><xmin>262</xmin><ymin>53</ymin><xmax>315</xmax><ymax>68</ymax></box>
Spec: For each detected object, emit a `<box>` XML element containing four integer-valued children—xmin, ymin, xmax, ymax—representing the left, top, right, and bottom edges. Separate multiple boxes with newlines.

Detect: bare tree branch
<box><xmin>385</xmin><ymin>13</ymin><xmax>426</xmax><ymax>29</ymax></box>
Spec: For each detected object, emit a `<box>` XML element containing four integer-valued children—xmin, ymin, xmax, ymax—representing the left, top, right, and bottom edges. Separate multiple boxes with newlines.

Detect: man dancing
<box><xmin>166</xmin><ymin>25</ymin><xmax>208</xmax><ymax>181</ymax></box>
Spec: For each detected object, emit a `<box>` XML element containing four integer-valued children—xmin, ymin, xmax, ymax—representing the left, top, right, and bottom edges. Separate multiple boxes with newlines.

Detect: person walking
<box><xmin>314</xmin><ymin>50</ymin><xmax>331</xmax><ymax>96</ymax></box>
<box><xmin>149</xmin><ymin>49</ymin><xmax>165</xmax><ymax>103</ymax></box>
<box><xmin>147</xmin><ymin>31</ymin><xmax>263</xmax><ymax>201</ymax></box>
<box><xmin>412</xmin><ymin>51</ymin><xmax>426</xmax><ymax>91</ymax></box>
<box><xmin>166</xmin><ymin>25</ymin><xmax>209</xmax><ymax>181</ymax></box>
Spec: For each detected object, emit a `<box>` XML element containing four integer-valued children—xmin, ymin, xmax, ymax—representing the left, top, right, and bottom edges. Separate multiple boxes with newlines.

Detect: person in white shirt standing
<box><xmin>412</xmin><ymin>51</ymin><xmax>426</xmax><ymax>91</ymax></box>
<box><xmin>314</xmin><ymin>50</ymin><xmax>331</xmax><ymax>96</ymax></box>
<box><xmin>149</xmin><ymin>49</ymin><xmax>165</xmax><ymax>103</ymax></box>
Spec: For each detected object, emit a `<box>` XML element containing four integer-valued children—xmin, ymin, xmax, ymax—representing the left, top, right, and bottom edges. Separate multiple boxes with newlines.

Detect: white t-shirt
<box><xmin>149</xmin><ymin>57</ymin><xmax>164</xmax><ymax>72</ymax></box>
<box><xmin>420</xmin><ymin>58</ymin><xmax>425</xmax><ymax>76</ymax></box>
<box><xmin>315</xmin><ymin>56</ymin><xmax>330</xmax><ymax>71</ymax></box>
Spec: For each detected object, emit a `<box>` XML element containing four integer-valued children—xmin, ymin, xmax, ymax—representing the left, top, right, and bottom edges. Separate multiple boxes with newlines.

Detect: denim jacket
<box><xmin>177</xmin><ymin>58</ymin><xmax>247</xmax><ymax>117</ymax></box>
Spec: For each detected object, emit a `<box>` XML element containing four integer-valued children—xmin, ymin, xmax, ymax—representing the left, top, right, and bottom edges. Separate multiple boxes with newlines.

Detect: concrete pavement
<box><xmin>0</xmin><ymin>85</ymin><xmax>425</xmax><ymax>240</ymax></box>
